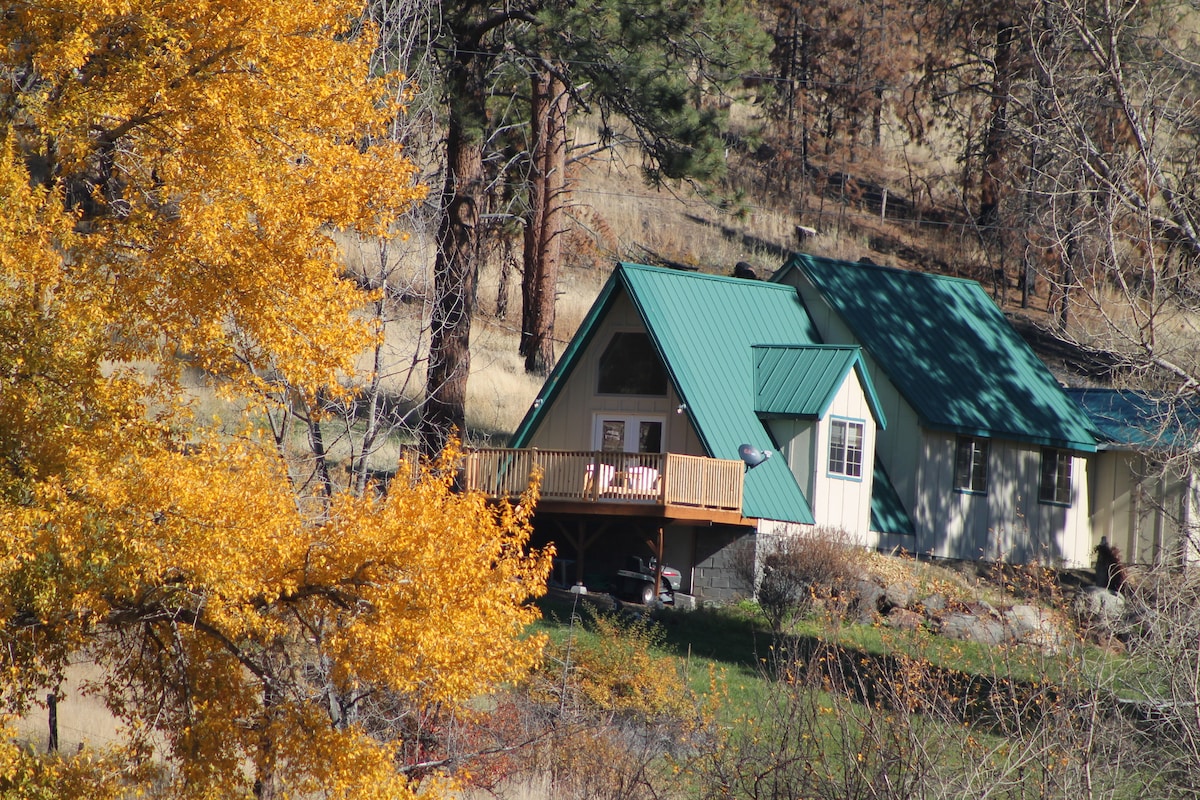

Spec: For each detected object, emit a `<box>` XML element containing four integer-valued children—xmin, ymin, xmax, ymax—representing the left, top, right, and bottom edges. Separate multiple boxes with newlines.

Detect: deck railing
<box><xmin>462</xmin><ymin>449</ymin><xmax>744</xmax><ymax>513</ymax></box>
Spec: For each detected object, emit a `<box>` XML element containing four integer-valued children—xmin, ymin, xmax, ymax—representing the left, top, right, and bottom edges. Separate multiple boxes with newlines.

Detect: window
<box><xmin>954</xmin><ymin>436</ymin><xmax>989</xmax><ymax>494</ymax></box>
<box><xmin>1039</xmin><ymin>449</ymin><xmax>1073</xmax><ymax>505</ymax></box>
<box><xmin>596</xmin><ymin>416</ymin><xmax>663</xmax><ymax>453</ymax></box>
<box><xmin>597</xmin><ymin>332</ymin><xmax>668</xmax><ymax>396</ymax></box>
<box><xmin>828</xmin><ymin>418</ymin><xmax>864</xmax><ymax>479</ymax></box>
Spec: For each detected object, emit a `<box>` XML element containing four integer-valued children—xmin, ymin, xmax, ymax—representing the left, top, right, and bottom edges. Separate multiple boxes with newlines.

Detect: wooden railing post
<box><xmin>589</xmin><ymin>451</ymin><xmax>601</xmax><ymax>500</ymax></box>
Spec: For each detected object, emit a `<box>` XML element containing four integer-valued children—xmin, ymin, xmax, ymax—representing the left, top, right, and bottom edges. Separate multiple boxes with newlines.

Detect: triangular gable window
<box><xmin>597</xmin><ymin>332</ymin><xmax>667</xmax><ymax>396</ymax></box>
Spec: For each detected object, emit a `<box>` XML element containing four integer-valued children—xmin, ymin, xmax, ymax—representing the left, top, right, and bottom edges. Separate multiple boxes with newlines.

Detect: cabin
<box><xmin>462</xmin><ymin>257</ymin><xmax>1196</xmax><ymax>603</ymax></box>
<box><xmin>464</xmin><ymin>262</ymin><xmax>897</xmax><ymax>602</ymax></box>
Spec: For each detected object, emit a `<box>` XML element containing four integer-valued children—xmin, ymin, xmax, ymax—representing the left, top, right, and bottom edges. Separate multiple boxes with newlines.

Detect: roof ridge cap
<box><xmin>793</xmin><ymin>252</ymin><xmax>988</xmax><ymax>287</ymax></box>
<box><xmin>619</xmin><ymin>261</ymin><xmax>799</xmax><ymax>289</ymax></box>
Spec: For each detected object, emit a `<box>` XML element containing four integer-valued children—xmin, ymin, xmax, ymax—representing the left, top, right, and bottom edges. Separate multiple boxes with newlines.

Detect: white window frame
<box><xmin>827</xmin><ymin>417</ymin><xmax>865</xmax><ymax>481</ymax></box>
<box><xmin>1038</xmin><ymin>448</ymin><xmax>1073</xmax><ymax>506</ymax></box>
<box><xmin>954</xmin><ymin>436</ymin><xmax>989</xmax><ymax>495</ymax></box>
<box><xmin>592</xmin><ymin>414</ymin><xmax>666</xmax><ymax>454</ymax></box>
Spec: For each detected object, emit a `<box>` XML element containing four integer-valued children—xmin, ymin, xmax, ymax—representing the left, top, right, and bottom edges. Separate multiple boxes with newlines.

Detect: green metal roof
<box><xmin>513</xmin><ymin>262</ymin><xmax>821</xmax><ymax>524</ymax></box>
<box><xmin>779</xmin><ymin>253</ymin><xmax>1099</xmax><ymax>452</ymax></box>
<box><xmin>870</xmin><ymin>458</ymin><xmax>915</xmax><ymax>536</ymax></box>
<box><xmin>754</xmin><ymin>345</ymin><xmax>886</xmax><ymax>427</ymax></box>
<box><xmin>1067</xmin><ymin>389</ymin><xmax>1200</xmax><ymax>453</ymax></box>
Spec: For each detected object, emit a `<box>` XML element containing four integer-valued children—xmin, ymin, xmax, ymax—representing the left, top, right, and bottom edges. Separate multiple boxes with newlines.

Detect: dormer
<box><xmin>753</xmin><ymin>345</ymin><xmax>887</xmax><ymax>541</ymax></box>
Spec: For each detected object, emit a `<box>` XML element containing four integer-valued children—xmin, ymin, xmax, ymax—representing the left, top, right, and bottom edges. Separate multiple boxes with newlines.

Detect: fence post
<box><xmin>47</xmin><ymin>692</ymin><xmax>58</xmax><ymax>752</ymax></box>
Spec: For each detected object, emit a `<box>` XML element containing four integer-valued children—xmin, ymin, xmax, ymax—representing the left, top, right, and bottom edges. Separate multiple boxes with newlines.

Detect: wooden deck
<box><xmin>462</xmin><ymin>448</ymin><xmax>747</xmax><ymax>523</ymax></box>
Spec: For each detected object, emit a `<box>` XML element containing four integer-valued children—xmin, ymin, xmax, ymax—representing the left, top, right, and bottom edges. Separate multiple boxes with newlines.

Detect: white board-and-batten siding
<box><xmin>783</xmin><ymin>268</ymin><xmax>1093</xmax><ymax>565</ymax></box>
<box><xmin>918</xmin><ymin>432</ymin><xmax>1092</xmax><ymax>567</ymax></box>
<box><xmin>766</xmin><ymin>370</ymin><xmax>875</xmax><ymax>544</ymax></box>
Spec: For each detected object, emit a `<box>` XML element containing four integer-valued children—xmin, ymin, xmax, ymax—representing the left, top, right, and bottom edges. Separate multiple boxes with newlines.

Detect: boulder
<box><xmin>883</xmin><ymin>581</ymin><xmax>917</xmax><ymax>611</ymax></box>
<box><xmin>886</xmin><ymin>607</ymin><xmax>925</xmax><ymax>631</ymax></box>
<box><xmin>974</xmin><ymin>599</ymin><xmax>1001</xmax><ymax>619</ymax></box>
<box><xmin>921</xmin><ymin>593</ymin><xmax>948</xmax><ymax>615</ymax></box>
<box><xmin>1004</xmin><ymin>604</ymin><xmax>1049</xmax><ymax>637</ymax></box>
<box><xmin>1004</xmin><ymin>604</ymin><xmax>1067</xmax><ymax>654</ymax></box>
<box><xmin>1072</xmin><ymin>586</ymin><xmax>1129</xmax><ymax>634</ymax></box>
<box><xmin>850</xmin><ymin>579</ymin><xmax>885</xmax><ymax>623</ymax></box>
<box><xmin>937</xmin><ymin>612</ymin><xmax>1009</xmax><ymax>646</ymax></box>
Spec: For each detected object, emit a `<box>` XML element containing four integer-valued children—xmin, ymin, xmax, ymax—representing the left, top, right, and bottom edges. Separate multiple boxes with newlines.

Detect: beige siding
<box><xmin>1089</xmin><ymin>452</ymin><xmax>1200</xmax><ymax>566</ymax></box>
<box><xmin>524</xmin><ymin>293</ymin><xmax>705</xmax><ymax>454</ymax></box>
<box><xmin>767</xmin><ymin>418</ymin><xmax>816</xmax><ymax>499</ymax></box>
<box><xmin>787</xmin><ymin>273</ymin><xmax>922</xmax><ymax>514</ymax></box>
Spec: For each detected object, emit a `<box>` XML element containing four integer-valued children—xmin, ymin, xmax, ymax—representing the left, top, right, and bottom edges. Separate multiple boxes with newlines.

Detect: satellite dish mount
<box><xmin>738</xmin><ymin>444</ymin><xmax>773</xmax><ymax>471</ymax></box>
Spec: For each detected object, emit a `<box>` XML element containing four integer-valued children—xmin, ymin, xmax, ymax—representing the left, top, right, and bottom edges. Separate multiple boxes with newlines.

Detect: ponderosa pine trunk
<box><xmin>978</xmin><ymin>20</ymin><xmax>1015</xmax><ymax>230</ymax></box>
<box><xmin>423</xmin><ymin>56</ymin><xmax>485</xmax><ymax>457</ymax></box>
<box><xmin>520</xmin><ymin>68</ymin><xmax>569</xmax><ymax>376</ymax></box>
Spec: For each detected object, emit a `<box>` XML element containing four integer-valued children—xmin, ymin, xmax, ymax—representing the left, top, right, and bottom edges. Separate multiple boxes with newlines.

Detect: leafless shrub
<box><xmin>700</xmin><ymin>622</ymin><xmax>1151</xmax><ymax>800</ymax></box>
<box><xmin>733</xmin><ymin>526</ymin><xmax>869</xmax><ymax>633</ymax></box>
<box><xmin>1108</xmin><ymin>567</ymin><xmax>1200</xmax><ymax>794</ymax></box>
<box><xmin>454</xmin><ymin>602</ymin><xmax>707</xmax><ymax>800</ymax></box>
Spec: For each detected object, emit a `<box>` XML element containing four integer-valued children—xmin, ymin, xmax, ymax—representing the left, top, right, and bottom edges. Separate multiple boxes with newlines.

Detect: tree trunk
<box><xmin>253</xmin><ymin>687</ymin><xmax>281</xmax><ymax>800</ymax></box>
<box><xmin>520</xmin><ymin>68</ymin><xmax>569</xmax><ymax>376</ymax></box>
<box><xmin>422</xmin><ymin>57</ymin><xmax>486</xmax><ymax>457</ymax></box>
<box><xmin>305</xmin><ymin>388</ymin><xmax>334</xmax><ymax>501</ymax></box>
<box><xmin>1054</xmin><ymin>190</ymin><xmax>1081</xmax><ymax>332</ymax></box>
<box><xmin>978</xmin><ymin>21</ymin><xmax>1015</xmax><ymax>229</ymax></box>
<box><xmin>519</xmin><ymin>71</ymin><xmax>549</xmax><ymax>366</ymax></box>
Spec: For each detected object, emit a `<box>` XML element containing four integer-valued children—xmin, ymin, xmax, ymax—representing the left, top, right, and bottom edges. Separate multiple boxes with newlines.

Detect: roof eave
<box><xmin>510</xmin><ymin>267</ymin><xmax>626</xmax><ymax>447</ymax></box>
<box><xmin>921</xmin><ymin>420</ymin><xmax>1098</xmax><ymax>454</ymax></box>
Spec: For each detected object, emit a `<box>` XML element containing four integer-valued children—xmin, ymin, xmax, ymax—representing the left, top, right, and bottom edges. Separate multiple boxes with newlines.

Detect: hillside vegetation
<box><xmin>352</xmin><ymin>0</ymin><xmax>1200</xmax><ymax>445</ymax></box>
<box><xmin>4</xmin><ymin>2</ymin><xmax>1200</xmax><ymax>798</ymax></box>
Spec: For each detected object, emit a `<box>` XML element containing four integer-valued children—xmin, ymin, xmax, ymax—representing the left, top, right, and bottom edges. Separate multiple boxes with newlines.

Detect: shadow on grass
<box><xmin>531</xmin><ymin>593</ymin><xmax>1116</xmax><ymax>732</ymax></box>
<box><xmin>533</xmin><ymin>592</ymin><xmax>772</xmax><ymax>672</ymax></box>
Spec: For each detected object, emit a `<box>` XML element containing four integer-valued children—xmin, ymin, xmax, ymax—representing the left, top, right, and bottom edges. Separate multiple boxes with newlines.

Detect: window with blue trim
<box><xmin>1039</xmin><ymin>449</ymin><xmax>1072</xmax><ymax>505</ymax></box>
<box><xmin>828</xmin><ymin>419</ymin><xmax>864</xmax><ymax>478</ymax></box>
<box><xmin>954</xmin><ymin>436</ymin><xmax>989</xmax><ymax>494</ymax></box>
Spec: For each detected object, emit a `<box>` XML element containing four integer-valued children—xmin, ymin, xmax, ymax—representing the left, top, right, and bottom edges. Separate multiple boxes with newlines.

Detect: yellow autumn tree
<box><xmin>0</xmin><ymin>2</ymin><xmax>550</xmax><ymax>798</ymax></box>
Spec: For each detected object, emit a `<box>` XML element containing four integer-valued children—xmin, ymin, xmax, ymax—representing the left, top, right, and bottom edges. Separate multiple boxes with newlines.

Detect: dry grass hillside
<box><xmin>185</xmin><ymin>108</ymin><xmax>1141</xmax><ymax>447</ymax></box>
<box><xmin>447</xmin><ymin>110</ymin><xmax>1096</xmax><ymax>440</ymax></box>
<box><xmin>165</xmin><ymin>97</ymin><xmax>1170</xmax><ymax>460</ymax></box>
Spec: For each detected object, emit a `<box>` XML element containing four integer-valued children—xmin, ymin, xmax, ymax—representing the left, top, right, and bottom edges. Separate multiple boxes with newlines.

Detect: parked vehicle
<box><xmin>616</xmin><ymin>556</ymin><xmax>680</xmax><ymax>605</ymax></box>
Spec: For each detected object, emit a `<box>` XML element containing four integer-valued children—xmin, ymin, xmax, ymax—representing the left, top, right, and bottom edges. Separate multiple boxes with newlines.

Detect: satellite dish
<box><xmin>738</xmin><ymin>444</ymin><xmax>773</xmax><ymax>469</ymax></box>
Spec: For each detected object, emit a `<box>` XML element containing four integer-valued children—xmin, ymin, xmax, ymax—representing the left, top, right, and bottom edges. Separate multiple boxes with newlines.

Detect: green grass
<box><xmin>532</xmin><ymin>594</ymin><xmax>772</xmax><ymax>718</ymax></box>
<box><xmin>531</xmin><ymin>594</ymin><xmax>1127</xmax><ymax>720</ymax></box>
<box><xmin>524</xmin><ymin>595</ymin><xmax>1161</xmax><ymax>799</ymax></box>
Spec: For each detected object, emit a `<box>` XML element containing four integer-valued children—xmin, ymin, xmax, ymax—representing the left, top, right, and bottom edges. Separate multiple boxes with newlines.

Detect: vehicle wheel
<box><xmin>639</xmin><ymin>582</ymin><xmax>655</xmax><ymax>605</ymax></box>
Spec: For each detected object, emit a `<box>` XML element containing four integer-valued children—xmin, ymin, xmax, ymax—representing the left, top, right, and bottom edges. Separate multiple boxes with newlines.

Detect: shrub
<box><xmin>734</xmin><ymin>526</ymin><xmax>868</xmax><ymax>633</ymax></box>
<box><xmin>483</xmin><ymin>604</ymin><xmax>708</xmax><ymax>800</ymax></box>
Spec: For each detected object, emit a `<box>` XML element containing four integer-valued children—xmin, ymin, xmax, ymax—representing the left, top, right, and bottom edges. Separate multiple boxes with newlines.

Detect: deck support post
<box><xmin>557</xmin><ymin>519</ymin><xmax>608</xmax><ymax>586</ymax></box>
<box><xmin>645</xmin><ymin>526</ymin><xmax>664</xmax><ymax>600</ymax></box>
